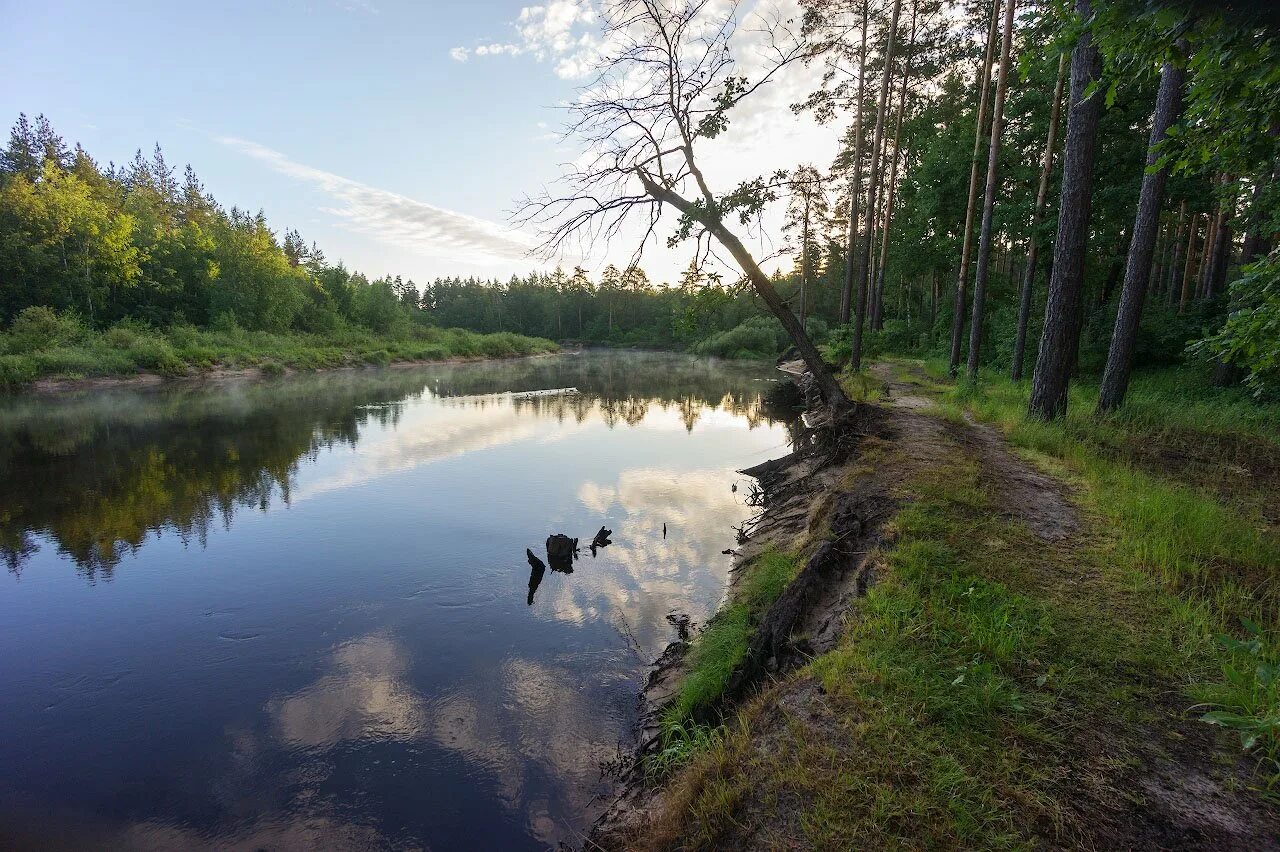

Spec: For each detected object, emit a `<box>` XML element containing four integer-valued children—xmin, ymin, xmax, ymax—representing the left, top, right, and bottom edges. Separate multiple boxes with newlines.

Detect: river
<box><xmin>0</xmin><ymin>351</ymin><xmax>795</xmax><ymax>850</ymax></box>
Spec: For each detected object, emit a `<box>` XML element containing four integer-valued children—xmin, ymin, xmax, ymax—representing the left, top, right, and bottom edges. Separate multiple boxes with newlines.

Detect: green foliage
<box><xmin>1192</xmin><ymin>251</ymin><xmax>1280</xmax><ymax>397</ymax></box>
<box><xmin>691</xmin><ymin>316</ymin><xmax>790</xmax><ymax>360</ymax></box>
<box><xmin>0</xmin><ymin>319</ymin><xmax>557</xmax><ymax>389</ymax></box>
<box><xmin>646</xmin><ymin>719</ymin><xmax>726</xmax><ymax>781</ymax></box>
<box><xmin>1198</xmin><ymin>619</ymin><xmax>1280</xmax><ymax>793</ymax></box>
<box><xmin>5</xmin><ymin>306</ymin><xmax>85</xmax><ymax>352</ymax></box>
<box><xmin>664</xmin><ymin>548</ymin><xmax>799</xmax><ymax>727</ymax></box>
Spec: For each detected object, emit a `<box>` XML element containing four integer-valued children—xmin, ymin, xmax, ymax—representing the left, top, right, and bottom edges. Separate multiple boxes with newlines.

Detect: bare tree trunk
<box><xmin>949</xmin><ymin>0</ymin><xmax>1001</xmax><ymax>375</ymax></box>
<box><xmin>801</xmin><ymin>193</ymin><xmax>811</xmax><ymax>327</ymax></box>
<box><xmin>1206</xmin><ymin>188</ymin><xmax>1233</xmax><ymax>298</ymax></box>
<box><xmin>1196</xmin><ymin>210</ymin><xmax>1216</xmax><ymax>299</ymax></box>
<box><xmin>637</xmin><ymin>173</ymin><xmax>849</xmax><ymax>411</ymax></box>
<box><xmin>965</xmin><ymin>0</ymin><xmax>1017</xmax><ymax>378</ymax></box>
<box><xmin>1165</xmin><ymin>200</ymin><xmax>1187</xmax><ymax>307</ymax></box>
<box><xmin>872</xmin><ymin>27</ymin><xmax>913</xmax><ymax>333</ymax></box>
<box><xmin>1179</xmin><ymin>214</ymin><xmax>1200</xmax><ymax>311</ymax></box>
<box><xmin>1097</xmin><ymin>48</ymin><xmax>1185</xmax><ymax>413</ymax></box>
<box><xmin>1013</xmin><ymin>53</ymin><xmax>1067</xmax><ymax>380</ymax></box>
<box><xmin>839</xmin><ymin>0</ymin><xmax>871</xmax><ymax>325</ymax></box>
<box><xmin>1028</xmin><ymin>0</ymin><xmax>1102</xmax><ymax>420</ymax></box>
<box><xmin>850</xmin><ymin>0</ymin><xmax>905</xmax><ymax>371</ymax></box>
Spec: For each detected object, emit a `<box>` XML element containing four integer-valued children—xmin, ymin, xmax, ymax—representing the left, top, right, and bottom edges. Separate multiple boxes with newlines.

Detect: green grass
<box><xmin>644</xmin><ymin>358</ymin><xmax>1279</xmax><ymax>848</ymax></box>
<box><xmin>910</xmin><ymin>356</ymin><xmax>1280</xmax><ymax>790</ymax></box>
<box><xmin>644</xmin><ymin>548</ymin><xmax>800</xmax><ymax>778</ymax></box>
<box><xmin>667</xmin><ymin>547</ymin><xmax>801</xmax><ymax>723</ymax></box>
<box><xmin>0</xmin><ymin>315</ymin><xmax>559</xmax><ymax>390</ymax></box>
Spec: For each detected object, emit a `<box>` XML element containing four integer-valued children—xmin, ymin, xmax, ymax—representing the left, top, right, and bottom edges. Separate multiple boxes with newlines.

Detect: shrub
<box><xmin>7</xmin><ymin>307</ymin><xmax>85</xmax><ymax>352</ymax></box>
<box><xmin>692</xmin><ymin>316</ymin><xmax>787</xmax><ymax>359</ymax></box>
<box><xmin>0</xmin><ymin>354</ymin><xmax>38</xmax><ymax>389</ymax></box>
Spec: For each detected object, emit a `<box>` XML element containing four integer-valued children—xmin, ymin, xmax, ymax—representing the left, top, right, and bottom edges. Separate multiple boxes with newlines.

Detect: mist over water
<box><xmin>0</xmin><ymin>351</ymin><xmax>795</xmax><ymax>849</ymax></box>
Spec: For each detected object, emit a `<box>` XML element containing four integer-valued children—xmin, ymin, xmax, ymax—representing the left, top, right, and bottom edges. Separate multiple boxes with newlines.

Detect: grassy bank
<box><xmin>632</xmin><ymin>357</ymin><xmax>1279</xmax><ymax>848</ymax></box>
<box><xmin>0</xmin><ymin>308</ymin><xmax>559</xmax><ymax>391</ymax></box>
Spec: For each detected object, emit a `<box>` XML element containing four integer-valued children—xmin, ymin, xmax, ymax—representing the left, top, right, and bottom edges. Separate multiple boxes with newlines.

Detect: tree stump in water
<box><xmin>546</xmin><ymin>534</ymin><xmax>577</xmax><ymax>572</ymax></box>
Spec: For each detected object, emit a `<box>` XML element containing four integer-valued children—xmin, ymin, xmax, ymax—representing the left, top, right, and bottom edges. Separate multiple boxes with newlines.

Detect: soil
<box><xmin>588</xmin><ymin>360</ymin><xmax>1280</xmax><ymax>851</ymax></box>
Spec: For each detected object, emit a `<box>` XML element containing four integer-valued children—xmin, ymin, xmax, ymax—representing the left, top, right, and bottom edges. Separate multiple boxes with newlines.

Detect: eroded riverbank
<box><xmin>589</xmin><ymin>360</ymin><xmax>1280</xmax><ymax>851</ymax></box>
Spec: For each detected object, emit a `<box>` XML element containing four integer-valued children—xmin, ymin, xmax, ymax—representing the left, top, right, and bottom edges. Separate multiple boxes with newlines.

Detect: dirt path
<box><xmin>868</xmin><ymin>360</ymin><xmax>1279</xmax><ymax>851</ymax></box>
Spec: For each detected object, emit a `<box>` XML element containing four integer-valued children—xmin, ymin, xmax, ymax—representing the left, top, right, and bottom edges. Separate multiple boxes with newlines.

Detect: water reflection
<box><xmin>0</xmin><ymin>352</ymin><xmax>791</xmax><ymax>578</ymax></box>
<box><xmin>0</xmin><ymin>351</ymin><xmax>796</xmax><ymax>849</ymax></box>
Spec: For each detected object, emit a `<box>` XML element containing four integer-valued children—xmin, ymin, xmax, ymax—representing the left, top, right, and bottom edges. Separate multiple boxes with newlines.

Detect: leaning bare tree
<box><xmin>517</xmin><ymin>0</ymin><xmax>851</xmax><ymax>414</ymax></box>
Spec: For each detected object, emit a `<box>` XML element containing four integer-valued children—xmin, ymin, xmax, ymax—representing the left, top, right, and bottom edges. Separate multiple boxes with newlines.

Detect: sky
<box><xmin>1</xmin><ymin>0</ymin><xmax>839</xmax><ymax>285</ymax></box>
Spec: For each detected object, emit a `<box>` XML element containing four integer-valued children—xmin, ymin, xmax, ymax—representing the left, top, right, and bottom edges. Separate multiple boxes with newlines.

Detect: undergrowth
<box><xmin>0</xmin><ymin>307</ymin><xmax>558</xmax><ymax>390</ymax></box>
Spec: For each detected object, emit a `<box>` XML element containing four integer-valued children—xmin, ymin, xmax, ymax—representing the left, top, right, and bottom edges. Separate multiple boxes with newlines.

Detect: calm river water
<box><xmin>0</xmin><ymin>351</ymin><xmax>794</xmax><ymax>850</ymax></box>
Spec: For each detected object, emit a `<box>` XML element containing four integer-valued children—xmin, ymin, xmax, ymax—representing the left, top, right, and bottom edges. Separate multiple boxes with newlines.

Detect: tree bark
<box><xmin>1179</xmin><ymin>214</ymin><xmax>1200</xmax><ymax>311</ymax></box>
<box><xmin>1028</xmin><ymin>0</ymin><xmax>1102</xmax><ymax>421</ymax></box>
<box><xmin>1165</xmin><ymin>200</ymin><xmax>1187</xmax><ymax>307</ymax></box>
<box><xmin>839</xmin><ymin>0</ymin><xmax>871</xmax><ymax>325</ymax></box>
<box><xmin>965</xmin><ymin>0</ymin><xmax>1017</xmax><ymax>378</ymax></box>
<box><xmin>1206</xmin><ymin>190</ymin><xmax>1233</xmax><ymax>298</ymax></box>
<box><xmin>637</xmin><ymin>172</ymin><xmax>850</xmax><ymax>412</ymax></box>
<box><xmin>949</xmin><ymin>0</ymin><xmax>1001</xmax><ymax>375</ymax></box>
<box><xmin>1096</xmin><ymin>48</ymin><xmax>1185</xmax><ymax>413</ymax></box>
<box><xmin>872</xmin><ymin>20</ymin><xmax>914</xmax><ymax>333</ymax></box>
<box><xmin>850</xmin><ymin>0</ymin><xmax>905</xmax><ymax>371</ymax></box>
<box><xmin>1196</xmin><ymin>209</ymin><xmax>1216</xmax><ymax>299</ymax></box>
<box><xmin>1013</xmin><ymin>53</ymin><xmax>1067</xmax><ymax>380</ymax></box>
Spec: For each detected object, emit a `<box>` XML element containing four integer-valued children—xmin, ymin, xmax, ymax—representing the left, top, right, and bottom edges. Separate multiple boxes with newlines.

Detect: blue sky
<box><xmin>2</xmin><ymin>0</ymin><xmax>836</xmax><ymax>285</ymax></box>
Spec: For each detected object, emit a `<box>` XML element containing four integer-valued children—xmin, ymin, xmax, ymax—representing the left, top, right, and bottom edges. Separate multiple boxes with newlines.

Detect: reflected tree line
<box><xmin>2</xmin><ymin>354</ymin><xmax>797</xmax><ymax>578</ymax></box>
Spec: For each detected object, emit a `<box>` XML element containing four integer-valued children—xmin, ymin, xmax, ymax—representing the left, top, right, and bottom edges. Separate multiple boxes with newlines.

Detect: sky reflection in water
<box><xmin>0</xmin><ymin>351</ymin><xmax>794</xmax><ymax>849</ymax></box>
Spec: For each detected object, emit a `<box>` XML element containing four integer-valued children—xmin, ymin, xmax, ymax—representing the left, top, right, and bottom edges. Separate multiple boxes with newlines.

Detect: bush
<box><xmin>7</xmin><ymin>306</ymin><xmax>85</xmax><ymax>352</ymax></box>
<box><xmin>0</xmin><ymin>354</ymin><xmax>38</xmax><ymax>389</ymax></box>
<box><xmin>692</xmin><ymin>316</ymin><xmax>788</xmax><ymax>359</ymax></box>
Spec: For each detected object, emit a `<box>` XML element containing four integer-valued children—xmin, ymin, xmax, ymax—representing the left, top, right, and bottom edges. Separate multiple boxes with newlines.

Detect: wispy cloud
<box><xmin>450</xmin><ymin>0</ymin><xmax>602</xmax><ymax>79</ymax></box>
<box><xmin>217</xmin><ymin>136</ymin><xmax>534</xmax><ymax>263</ymax></box>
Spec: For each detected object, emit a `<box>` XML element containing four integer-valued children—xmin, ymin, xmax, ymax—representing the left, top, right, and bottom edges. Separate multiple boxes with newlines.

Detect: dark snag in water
<box><xmin>590</xmin><ymin>525</ymin><xmax>613</xmax><ymax>556</ymax></box>
<box><xmin>546</xmin><ymin>533</ymin><xmax>577</xmax><ymax>572</ymax></box>
<box><xmin>526</xmin><ymin>548</ymin><xmax>546</xmax><ymax>606</ymax></box>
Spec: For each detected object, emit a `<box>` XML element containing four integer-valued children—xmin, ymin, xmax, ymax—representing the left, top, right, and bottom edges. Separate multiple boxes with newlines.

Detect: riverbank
<box><xmin>592</xmin><ymin>358</ymin><xmax>1280</xmax><ymax>850</ymax></box>
<box><xmin>0</xmin><ymin>314</ymin><xmax>559</xmax><ymax>393</ymax></box>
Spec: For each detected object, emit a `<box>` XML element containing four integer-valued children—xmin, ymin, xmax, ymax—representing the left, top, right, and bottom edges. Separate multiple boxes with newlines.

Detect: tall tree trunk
<box><xmin>965</xmin><ymin>0</ymin><xmax>1017</xmax><ymax>378</ymax></box>
<box><xmin>801</xmin><ymin>193</ymin><xmax>811</xmax><ymax>327</ymax></box>
<box><xmin>1013</xmin><ymin>53</ymin><xmax>1067</xmax><ymax>380</ymax></box>
<box><xmin>637</xmin><ymin>173</ymin><xmax>850</xmax><ymax>412</ymax></box>
<box><xmin>850</xmin><ymin>0</ymin><xmax>905</xmax><ymax>370</ymax></box>
<box><xmin>1179</xmin><ymin>214</ymin><xmax>1200</xmax><ymax>311</ymax></box>
<box><xmin>839</xmin><ymin>0</ymin><xmax>871</xmax><ymax>325</ymax></box>
<box><xmin>1096</xmin><ymin>47</ymin><xmax>1185</xmax><ymax>413</ymax></box>
<box><xmin>949</xmin><ymin>0</ymin><xmax>1002</xmax><ymax>374</ymax></box>
<box><xmin>1028</xmin><ymin>0</ymin><xmax>1103</xmax><ymax>420</ymax></box>
<box><xmin>872</xmin><ymin>11</ymin><xmax>915</xmax><ymax>333</ymax></box>
<box><xmin>1165</xmin><ymin>200</ymin><xmax>1187</xmax><ymax>306</ymax></box>
<box><xmin>1196</xmin><ymin>210</ymin><xmax>1216</xmax><ymax>299</ymax></box>
<box><xmin>1206</xmin><ymin>188</ymin><xmax>1233</xmax><ymax>298</ymax></box>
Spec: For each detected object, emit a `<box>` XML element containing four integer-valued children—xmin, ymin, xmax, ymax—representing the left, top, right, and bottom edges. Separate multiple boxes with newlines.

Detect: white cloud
<box><xmin>451</xmin><ymin>0</ymin><xmax>602</xmax><ymax>80</ymax></box>
<box><xmin>217</xmin><ymin>135</ymin><xmax>535</xmax><ymax>264</ymax></box>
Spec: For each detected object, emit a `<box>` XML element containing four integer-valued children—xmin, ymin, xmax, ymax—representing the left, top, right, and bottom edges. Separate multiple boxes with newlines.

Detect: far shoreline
<box><xmin>19</xmin><ymin>349</ymin><xmax>574</xmax><ymax>396</ymax></box>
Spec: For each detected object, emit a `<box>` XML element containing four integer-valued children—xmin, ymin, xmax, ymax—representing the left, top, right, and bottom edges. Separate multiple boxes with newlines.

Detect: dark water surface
<box><xmin>0</xmin><ymin>351</ymin><xmax>794</xmax><ymax>850</ymax></box>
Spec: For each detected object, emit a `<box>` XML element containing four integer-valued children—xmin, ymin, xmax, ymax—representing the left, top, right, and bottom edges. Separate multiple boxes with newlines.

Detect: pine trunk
<box><xmin>850</xmin><ymin>0</ymin><xmax>904</xmax><ymax>370</ymax></box>
<box><xmin>1096</xmin><ymin>49</ymin><xmax>1185</xmax><ymax>413</ymax></box>
<box><xmin>1179</xmin><ymin>214</ymin><xmax>1199</xmax><ymax>311</ymax></box>
<box><xmin>838</xmin><ymin>0</ymin><xmax>871</xmax><ymax>325</ymax></box>
<box><xmin>965</xmin><ymin>0</ymin><xmax>1017</xmax><ymax>378</ymax></box>
<box><xmin>1028</xmin><ymin>0</ymin><xmax>1102</xmax><ymax>421</ymax></box>
<box><xmin>1013</xmin><ymin>53</ymin><xmax>1067</xmax><ymax>381</ymax></box>
<box><xmin>949</xmin><ymin>0</ymin><xmax>1001</xmax><ymax>374</ymax></box>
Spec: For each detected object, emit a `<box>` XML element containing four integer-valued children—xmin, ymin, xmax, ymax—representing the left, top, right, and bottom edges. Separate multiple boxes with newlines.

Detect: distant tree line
<box><xmin>0</xmin><ymin>115</ymin><xmax>816</xmax><ymax>356</ymax></box>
